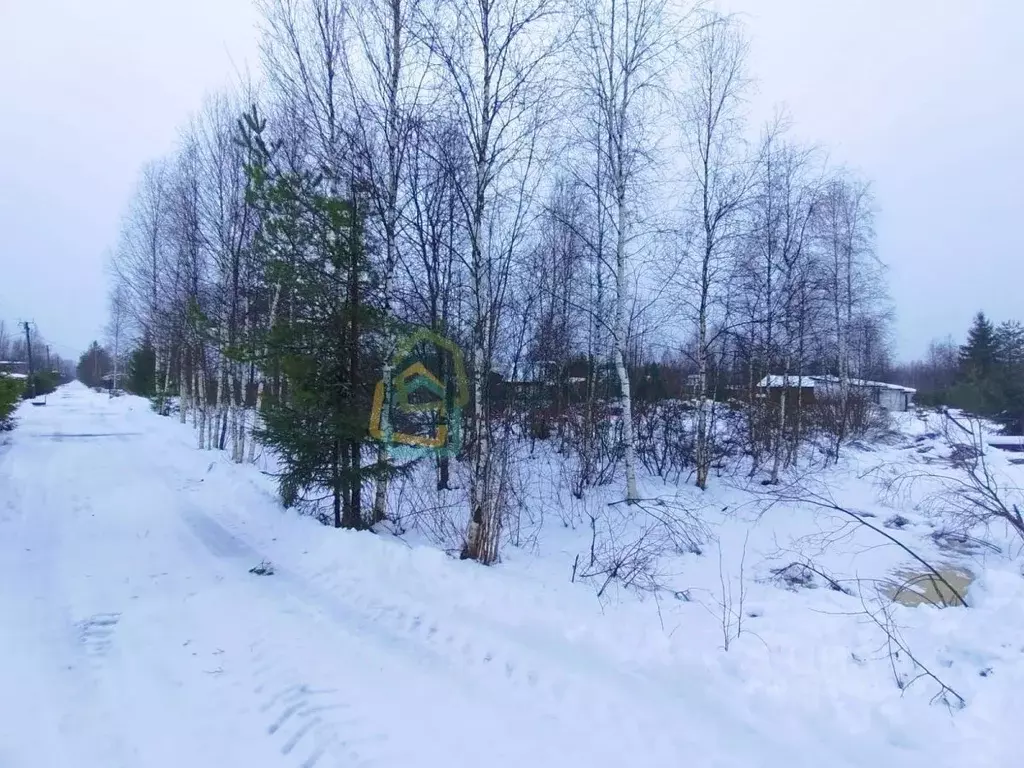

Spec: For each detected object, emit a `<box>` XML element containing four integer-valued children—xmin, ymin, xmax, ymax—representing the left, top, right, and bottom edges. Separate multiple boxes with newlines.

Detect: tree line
<box><xmin>893</xmin><ymin>312</ymin><xmax>1024</xmax><ymax>434</ymax></box>
<box><xmin>102</xmin><ymin>0</ymin><xmax>891</xmax><ymax>563</ymax></box>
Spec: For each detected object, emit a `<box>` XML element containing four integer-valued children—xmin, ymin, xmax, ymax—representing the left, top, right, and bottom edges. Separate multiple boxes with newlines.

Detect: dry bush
<box><xmin>573</xmin><ymin>496</ymin><xmax>710</xmax><ymax>599</ymax></box>
<box><xmin>886</xmin><ymin>411</ymin><xmax>1024</xmax><ymax>546</ymax></box>
<box><xmin>561</xmin><ymin>401</ymin><xmax>620</xmax><ymax>498</ymax></box>
<box><xmin>388</xmin><ymin>462</ymin><xmax>467</xmax><ymax>551</ymax></box>
<box><xmin>633</xmin><ymin>400</ymin><xmax>694</xmax><ymax>483</ymax></box>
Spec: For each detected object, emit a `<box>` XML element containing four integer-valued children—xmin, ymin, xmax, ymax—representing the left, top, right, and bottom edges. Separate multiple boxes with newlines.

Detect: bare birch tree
<box><xmin>420</xmin><ymin>0</ymin><xmax>559</xmax><ymax>563</ymax></box>
<box><xmin>677</xmin><ymin>11</ymin><xmax>749</xmax><ymax>490</ymax></box>
<box><xmin>566</xmin><ymin>0</ymin><xmax>680</xmax><ymax>502</ymax></box>
<box><xmin>817</xmin><ymin>171</ymin><xmax>880</xmax><ymax>459</ymax></box>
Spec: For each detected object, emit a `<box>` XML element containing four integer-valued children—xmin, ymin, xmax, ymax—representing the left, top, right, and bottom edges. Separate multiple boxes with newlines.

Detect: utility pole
<box><xmin>45</xmin><ymin>345</ymin><xmax>51</xmax><ymax>372</ymax></box>
<box><xmin>23</xmin><ymin>321</ymin><xmax>35</xmax><ymax>398</ymax></box>
<box><xmin>112</xmin><ymin>326</ymin><xmax>120</xmax><ymax>394</ymax></box>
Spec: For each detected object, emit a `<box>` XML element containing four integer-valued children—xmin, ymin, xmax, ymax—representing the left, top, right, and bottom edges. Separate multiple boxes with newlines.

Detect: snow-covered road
<box><xmin>0</xmin><ymin>384</ymin><xmax>951</xmax><ymax>768</ymax></box>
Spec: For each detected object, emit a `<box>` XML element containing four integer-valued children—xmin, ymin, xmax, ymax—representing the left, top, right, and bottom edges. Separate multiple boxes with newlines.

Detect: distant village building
<box><xmin>0</xmin><ymin>360</ymin><xmax>28</xmax><ymax>376</ymax></box>
<box><xmin>756</xmin><ymin>374</ymin><xmax>916</xmax><ymax>412</ymax></box>
<box><xmin>755</xmin><ymin>375</ymin><xmax>818</xmax><ymax>406</ymax></box>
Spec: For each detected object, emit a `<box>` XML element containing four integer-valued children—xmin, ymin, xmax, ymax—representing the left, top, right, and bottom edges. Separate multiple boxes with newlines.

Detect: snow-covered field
<box><xmin>1</xmin><ymin>383</ymin><xmax>1021</xmax><ymax>767</ymax></box>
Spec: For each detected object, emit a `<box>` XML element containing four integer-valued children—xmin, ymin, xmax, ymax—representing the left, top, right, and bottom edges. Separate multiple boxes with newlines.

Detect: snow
<box><xmin>0</xmin><ymin>372</ymin><xmax>28</xmax><ymax>380</ymax></box>
<box><xmin>757</xmin><ymin>374</ymin><xmax>917</xmax><ymax>394</ymax></box>
<box><xmin>812</xmin><ymin>374</ymin><xmax>918</xmax><ymax>394</ymax></box>
<box><xmin>756</xmin><ymin>375</ymin><xmax>818</xmax><ymax>388</ymax></box>
<box><xmin>1</xmin><ymin>383</ymin><xmax>1021</xmax><ymax>768</ymax></box>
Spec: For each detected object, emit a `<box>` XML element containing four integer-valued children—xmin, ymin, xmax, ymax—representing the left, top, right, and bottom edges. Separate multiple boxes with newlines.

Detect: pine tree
<box><xmin>127</xmin><ymin>340</ymin><xmax>157</xmax><ymax>396</ymax></box>
<box><xmin>950</xmin><ymin>312</ymin><xmax>1011</xmax><ymax>418</ymax></box>
<box><xmin>995</xmin><ymin>321</ymin><xmax>1024</xmax><ymax>371</ymax></box>
<box><xmin>994</xmin><ymin>320</ymin><xmax>1024</xmax><ymax>433</ymax></box>
<box><xmin>959</xmin><ymin>311</ymin><xmax>998</xmax><ymax>378</ymax></box>
<box><xmin>240</xmin><ymin>107</ymin><xmax>393</xmax><ymax>529</ymax></box>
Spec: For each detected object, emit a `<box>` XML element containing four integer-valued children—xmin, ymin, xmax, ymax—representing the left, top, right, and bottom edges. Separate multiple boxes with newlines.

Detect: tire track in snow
<box><xmin>76</xmin><ymin>613</ymin><xmax>121</xmax><ymax>662</ymax></box>
<box><xmin>246</xmin><ymin>637</ymin><xmax>392</xmax><ymax>768</ymax></box>
<box><xmin>163</xmin><ymin>454</ymin><xmax>805</xmax><ymax>767</ymax></box>
<box><xmin>174</xmin><ymin>499</ymin><xmax>682</xmax><ymax>762</ymax></box>
<box><xmin>172</xmin><ymin>507</ymin><xmax>403</xmax><ymax>768</ymax></box>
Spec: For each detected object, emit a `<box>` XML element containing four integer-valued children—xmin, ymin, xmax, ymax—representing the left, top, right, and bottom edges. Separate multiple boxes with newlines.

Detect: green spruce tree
<box><xmin>995</xmin><ymin>320</ymin><xmax>1024</xmax><ymax>433</ymax></box>
<box><xmin>127</xmin><ymin>340</ymin><xmax>157</xmax><ymax>396</ymax></box>
<box><xmin>959</xmin><ymin>311</ymin><xmax>999</xmax><ymax>378</ymax></box>
<box><xmin>950</xmin><ymin>312</ymin><xmax>1011</xmax><ymax>418</ymax></box>
<box><xmin>240</xmin><ymin>107</ymin><xmax>394</xmax><ymax>529</ymax></box>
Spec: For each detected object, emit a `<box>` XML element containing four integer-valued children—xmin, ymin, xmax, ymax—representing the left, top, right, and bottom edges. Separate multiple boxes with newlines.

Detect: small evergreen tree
<box><xmin>127</xmin><ymin>340</ymin><xmax>157</xmax><ymax>396</ymax></box>
<box><xmin>240</xmin><ymin>107</ymin><xmax>394</xmax><ymax>529</ymax></box>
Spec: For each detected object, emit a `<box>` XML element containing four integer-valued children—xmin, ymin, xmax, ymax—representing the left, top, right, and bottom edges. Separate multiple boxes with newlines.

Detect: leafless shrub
<box><xmin>389</xmin><ymin>464</ymin><xmax>466</xmax><ymax>552</ymax></box>
<box><xmin>494</xmin><ymin>431</ymin><xmax>542</xmax><ymax>553</ymax></box>
<box><xmin>562</xmin><ymin>402</ymin><xmax>620</xmax><ymax>498</ymax></box>
<box><xmin>574</xmin><ymin>496</ymin><xmax>710</xmax><ymax>599</ymax></box>
<box><xmin>741</xmin><ymin>398</ymin><xmax>776</xmax><ymax>470</ymax></box>
<box><xmin>633</xmin><ymin>400</ymin><xmax>694</xmax><ymax>483</ymax></box>
<box><xmin>886</xmin><ymin>411</ymin><xmax>1024</xmax><ymax>546</ymax></box>
<box><xmin>715</xmin><ymin>533</ymin><xmax>749</xmax><ymax>651</ymax></box>
<box><xmin>812</xmin><ymin>392</ymin><xmax>891</xmax><ymax>450</ymax></box>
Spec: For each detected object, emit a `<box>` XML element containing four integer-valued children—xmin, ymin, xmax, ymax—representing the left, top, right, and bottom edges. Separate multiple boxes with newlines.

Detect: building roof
<box><xmin>756</xmin><ymin>375</ymin><xmax>818</xmax><ymax>388</ymax></box>
<box><xmin>757</xmin><ymin>374</ymin><xmax>916</xmax><ymax>394</ymax></box>
<box><xmin>811</xmin><ymin>375</ymin><xmax>916</xmax><ymax>394</ymax></box>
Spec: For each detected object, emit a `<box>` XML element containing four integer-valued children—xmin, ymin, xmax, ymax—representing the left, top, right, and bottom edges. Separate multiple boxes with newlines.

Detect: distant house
<box><xmin>756</xmin><ymin>374</ymin><xmax>916</xmax><ymax>412</ymax></box>
<box><xmin>755</xmin><ymin>375</ymin><xmax>818</xmax><ymax>405</ymax></box>
<box><xmin>812</xmin><ymin>375</ymin><xmax>916</xmax><ymax>412</ymax></box>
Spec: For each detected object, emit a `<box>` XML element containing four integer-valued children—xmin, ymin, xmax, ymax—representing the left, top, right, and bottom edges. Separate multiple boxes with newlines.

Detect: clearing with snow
<box><xmin>1</xmin><ymin>384</ymin><xmax>1021</xmax><ymax>767</ymax></box>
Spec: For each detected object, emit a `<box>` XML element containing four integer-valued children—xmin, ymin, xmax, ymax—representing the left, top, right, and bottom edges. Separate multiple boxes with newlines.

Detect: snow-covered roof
<box><xmin>757</xmin><ymin>375</ymin><xmax>817</xmax><ymax>388</ymax></box>
<box><xmin>811</xmin><ymin>375</ymin><xmax>916</xmax><ymax>394</ymax></box>
<box><xmin>756</xmin><ymin>374</ymin><xmax>916</xmax><ymax>394</ymax></box>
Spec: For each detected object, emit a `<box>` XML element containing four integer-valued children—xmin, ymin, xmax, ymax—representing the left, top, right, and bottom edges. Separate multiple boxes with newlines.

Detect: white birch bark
<box><xmin>249</xmin><ymin>282</ymin><xmax>282</xmax><ymax>463</ymax></box>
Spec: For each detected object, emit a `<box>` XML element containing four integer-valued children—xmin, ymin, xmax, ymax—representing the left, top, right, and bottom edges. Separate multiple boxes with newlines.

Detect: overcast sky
<box><xmin>1</xmin><ymin>1</ymin><xmax>1021</xmax><ymax>362</ymax></box>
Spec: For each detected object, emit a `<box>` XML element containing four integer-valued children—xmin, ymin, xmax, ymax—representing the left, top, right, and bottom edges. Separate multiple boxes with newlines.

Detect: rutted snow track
<box><xmin>0</xmin><ymin>384</ymin><xmax>873</xmax><ymax>768</ymax></box>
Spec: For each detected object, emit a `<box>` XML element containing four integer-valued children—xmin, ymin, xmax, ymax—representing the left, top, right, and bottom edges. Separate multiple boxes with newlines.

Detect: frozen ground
<box><xmin>0</xmin><ymin>383</ymin><xmax>1021</xmax><ymax>767</ymax></box>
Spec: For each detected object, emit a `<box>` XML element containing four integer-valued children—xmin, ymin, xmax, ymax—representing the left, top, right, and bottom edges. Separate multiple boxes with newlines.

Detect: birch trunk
<box><xmin>179</xmin><ymin>347</ymin><xmax>189</xmax><ymax>425</ymax></box>
<box><xmin>196</xmin><ymin>352</ymin><xmax>207</xmax><ymax>448</ymax></box>
<box><xmin>249</xmin><ymin>282</ymin><xmax>282</xmax><ymax>463</ymax></box>
<box><xmin>369</xmin><ymin>0</ymin><xmax>405</xmax><ymax>526</ymax></box>
<box><xmin>614</xmin><ymin>194</ymin><xmax>639</xmax><ymax>501</ymax></box>
<box><xmin>154</xmin><ymin>343</ymin><xmax>168</xmax><ymax>413</ymax></box>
